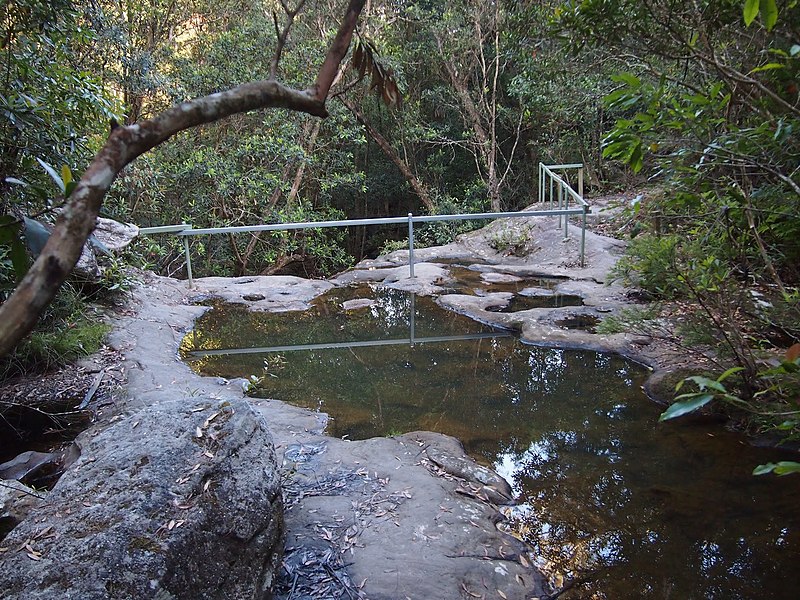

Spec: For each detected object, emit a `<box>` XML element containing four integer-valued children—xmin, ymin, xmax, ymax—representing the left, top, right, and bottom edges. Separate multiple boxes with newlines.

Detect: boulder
<box><xmin>0</xmin><ymin>397</ymin><xmax>284</xmax><ymax>600</ymax></box>
<box><xmin>0</xmin><ymin>480</ymin><xmax>46</xmax><ymax>538</ymax></box>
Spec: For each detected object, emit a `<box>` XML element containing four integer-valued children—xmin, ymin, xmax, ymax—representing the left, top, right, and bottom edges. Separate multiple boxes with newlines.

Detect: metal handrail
<box><xmin>140</xmin><ymin>164</ymin><xmax>590</xmax><ymax>287</ymax></box>
<box><xmin>538</xmin><ymin>163</ymin><xmax>588</xmax><ymax>266</ymax></box>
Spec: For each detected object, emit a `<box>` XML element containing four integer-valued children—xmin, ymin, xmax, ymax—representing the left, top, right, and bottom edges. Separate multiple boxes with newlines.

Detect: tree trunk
<box><xmin>0</xmin><ymin>0</ymin><xmax>366</xmax><ymax>359</ymax></box>
<box><xmin>340</xmin><ymin>97</ymin><xmax>436</xmax><ymax>212</ymax></box>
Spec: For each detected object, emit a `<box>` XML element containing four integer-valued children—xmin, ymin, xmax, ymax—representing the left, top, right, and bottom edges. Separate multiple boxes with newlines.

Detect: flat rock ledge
<box><xmin>0</xmin><ymin>396</ymin><xmax>283</xmax><ymax>600</ymax></box>
<box><xmin>0</xmin><ymin>272</ymin><xmax>548</xmax><ymax>600</ymax></box>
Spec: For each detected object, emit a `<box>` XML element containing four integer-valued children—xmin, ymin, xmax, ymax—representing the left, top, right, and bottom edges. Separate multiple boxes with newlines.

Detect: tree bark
<box><xmin>0</xmin><ymin>0</ymin><xmax>366</xmax><ymax>359</ymax></box>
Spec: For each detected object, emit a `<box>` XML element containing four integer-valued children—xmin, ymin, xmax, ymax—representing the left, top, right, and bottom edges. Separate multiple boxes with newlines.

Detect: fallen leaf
<box><xmin>195</xmin><ymin>426</ymin><xmax>203</xmax><ymax>438</ymax></box>
<box><xmin>519</xmin><ymin>554</ymin><xmax>530</xmax><ymax>568</ymax></box>
<box><xmin>203</xmin><ymin>412</ymin><xmax>220</xmax><ymax>429</ymax></box>
<box><xmin>498</xmin><ymin>591</ymin><xmax>507</xmax><ymax>599</ymax></box>
<box><xmin>203</xmin><ymin>451</ymin><xmax>214</xmax><ymax>459</ymax></box>
<box><xmin>26</xmin><ymin>552</ymin><xmax>42</xmax><ymax>561</ymax></box>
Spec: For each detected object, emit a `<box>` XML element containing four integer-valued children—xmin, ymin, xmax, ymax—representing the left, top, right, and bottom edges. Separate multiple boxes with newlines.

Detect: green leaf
<box><xmin>717</xmin><ymin>366</ymin><xmax>745</xmax><ymax>382</ymax></box>
<box><xmin>611</xmin><ymin>73</ymin><xmax>641</xmax><ymax>88</ymax></box>
<box><xmin>659</xmin><ymin>394</ymin><xmax>714</xmax><ymax>421</ymax></box>
<box><xmin>684</xmin><ymin>375</ymin><xmax>727</xmax><ymax>393</ymax></box>
<box><xmin>760</xmin><ymin>0</ymin><xmax>778</xmax><ymax>31</ymax></box>
<box><xmin>753</xmin><ymin>461</ymin><xmax>800</xmax><ymax>476</ymax></box>
<box><xmin>753</xmin><ymin>462</ymin><xmax>777</xmax><ymax>475</ymax></box>
<box><xmin>749</xmin><ymin>62</ymin><xmax>784</xmax><ymax>74</ymax></box>
<box><xmin>36</xmin><ymin>157</ymin><xmax>65</xmax><ymax>194</ymax></box>
<box><xmin>61</xmin><ymin>165</ymin><xmax>72</xmax><ymax>187</ymax></box>
<box><xmin>65</xmin><ymin>180</ymin><xmax>78</xmax><ymax>198</ymax></box>
<box><xmin>743</xmin><ymin>0</ymin><xmax>760</xmax><ymax>25</ymax></box>
<box><xmin>9</xmin><ymin>238</ymin><xmax>29</xmax><ymax>280</ymax></box>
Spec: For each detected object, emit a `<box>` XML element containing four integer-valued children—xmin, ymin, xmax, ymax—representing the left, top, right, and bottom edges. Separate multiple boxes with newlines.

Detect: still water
<box><xmin>181</xmin><ymin>286</ymin><xmax>800</xmax><ymax>599</ymax></box>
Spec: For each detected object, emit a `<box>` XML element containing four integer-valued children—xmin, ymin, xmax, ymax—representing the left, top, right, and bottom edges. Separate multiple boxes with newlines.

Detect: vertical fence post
<box><xmin>182</xmin><ymin>236</ymin><xmax>194</xmax><ymax>289</ymax></box>
<box><xmin>578</xmin><ymin>166</ymin><xmax>584</xmax><ymax>200</ymax></box>
<box><xmin>563</xmin><ymin>187</ymin><xmax>569</xmax><ymax>239</ymax></box>
<box><xmin>408</xmin><ymin>213</ymin><xmax>415</xmax><ymax>278</ymax></box>
<box><xmin>538</xmin><ymin>163</ymin><xmax>543</xmax><ymax>205</ymax></box>
<box><xmin>549</xmin><ymin>172</ymin><xmax>554</xmax><ymax>210</ymax></box>
<box><xmin>580</xmin><ymin>205</ymin><xmax>587</xmax><ymax>267</ymax></box>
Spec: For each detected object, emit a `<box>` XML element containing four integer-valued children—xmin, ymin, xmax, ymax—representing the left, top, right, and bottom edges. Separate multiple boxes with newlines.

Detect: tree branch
<box><xmin>311</xmin><ymin>0</ymin><xmax>366</xmax><ymax>102</ymax></box>
<box><xmin>0</xmin><ymin>0</ymin><xmax>366</xmax><ymax>358</ymax></box>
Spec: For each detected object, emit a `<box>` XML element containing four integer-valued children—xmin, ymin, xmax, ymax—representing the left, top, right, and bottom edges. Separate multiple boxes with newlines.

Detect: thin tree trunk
<box><xmin>340</xmin><ymin>97</ymin><xmax>435</xmax><ymax>212</ymax></box>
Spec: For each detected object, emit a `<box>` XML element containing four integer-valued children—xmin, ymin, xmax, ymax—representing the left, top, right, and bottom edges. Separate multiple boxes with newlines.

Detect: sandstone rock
<box><xmin>341</xmin><ymin>298</ymin><xmax>375</xmax><ymax>311</ymax></box>
<box><xmin>0</xmin><ymin>479</ymin><xmax>46</xmax><ymax>538</ymax></box>
<box><xmin>0</xmin><ymin>397</ymin><xmax>283</xmax><ymax>600</ymax></box>
<box><xmin>92</xmin><ymin>217</ymin><xmax>139</xmax><ymax>252</ymax></box>
<box><xmin>480</xmin><ymin>272</ymin><xmax>523</xmax><ymax>284</ymax></box>
<box><xmin>405</xmin><ymin>431</ymin><xmax>514</xmax><ymax>504</ymax></box>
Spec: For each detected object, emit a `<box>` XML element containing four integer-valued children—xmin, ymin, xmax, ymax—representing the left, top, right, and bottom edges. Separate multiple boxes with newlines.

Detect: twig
<box><xmin>0</xmin><ymin>480</ymin><xmax>46</xmax><ymax>499</ymax></box>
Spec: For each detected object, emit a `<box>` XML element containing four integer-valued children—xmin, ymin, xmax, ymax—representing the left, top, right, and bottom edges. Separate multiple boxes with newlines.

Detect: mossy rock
<box><xmin>643</xmin><ymin>367</ymin><xmax>704</xmax><ymax>405</ymax></box>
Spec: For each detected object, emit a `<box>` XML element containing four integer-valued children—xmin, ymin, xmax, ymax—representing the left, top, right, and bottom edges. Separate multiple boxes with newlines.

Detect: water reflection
<box><xmin>181</xmin><ymin>285</ymin><xmax>800</xmax><ymax>599</ymax></box>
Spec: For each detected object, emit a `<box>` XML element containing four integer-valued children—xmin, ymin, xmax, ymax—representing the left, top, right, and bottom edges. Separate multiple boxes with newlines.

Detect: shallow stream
<box><xmin>181</xmin><ymin>284</ymin><xmax>800</xmax><ymax>599</ymax></box>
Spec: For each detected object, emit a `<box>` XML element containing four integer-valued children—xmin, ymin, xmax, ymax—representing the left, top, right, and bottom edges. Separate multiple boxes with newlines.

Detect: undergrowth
<box><xmin>0</xmin><ymin>283</ymin><xmax>110</xmax><ymax>381</ymax></box>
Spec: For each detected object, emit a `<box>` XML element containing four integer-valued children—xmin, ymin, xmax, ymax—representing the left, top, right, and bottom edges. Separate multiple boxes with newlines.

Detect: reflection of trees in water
<box><xmin>182</xmin><ymin>287</ymin><xmax>800</xmax><ymax>599</ymax></box>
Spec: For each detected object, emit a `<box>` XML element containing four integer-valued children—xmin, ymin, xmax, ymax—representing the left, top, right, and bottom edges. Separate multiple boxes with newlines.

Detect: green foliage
<box><xmin>610</xmin><ymin>234</ymin><xmax>684</xmax><ymax>299</ymax></box>
<box><xmin>1</xmin><ymin>0</ymin><xmax>119</xmax><ymax>213</ymax></box>
<box><xmin>488</xmin><ymin>225</ymin><xmax>534</xmax><ymax>256</ymax></box>
<box><xmin>661</xmin><ymin>348</ymin><xmax>800</xmax><ymax>441</ymax></box>
<box><xmin>660</xmin><ymin>367</ymin><xmax>745</xmax><ymax>421</ymax></box>
<box><xmin>594</xmin><ymin>305</ymin><xmax>661</xmax><ymax>334</ymax></box>
<box><xmin>753</xmin><ymin>461</ymin><xmax>800</xmax><ymax>476</ymax></box>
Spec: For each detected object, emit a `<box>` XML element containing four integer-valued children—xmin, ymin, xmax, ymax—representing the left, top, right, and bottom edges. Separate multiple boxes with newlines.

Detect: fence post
<box><xmin>182</xmin><ymin>236</ymin><xmax>194</xmax><ymax>289</ymax></box>
<box><xmin>408</xmin><ymin>213</ymin><xmax>415</xmax><ymax>278</ymax></box>
<box><xmin>538</xmin><ymin>163</ymin><xmax>543</xmax><ymax>204</ymax></box>
<box><xmin>563</xmin><ymin>186</ymin><xmax>569</xmax><ymax>239</ymax></box>
<box><xmin>580</xmin><ymin>205</ymin><xmax>587</xmax><ymax>267</ymax></box>
<box><xmin>578</xmin><ymin>166</ymin><xmax>584</xmax><ymax>199</ymax></box>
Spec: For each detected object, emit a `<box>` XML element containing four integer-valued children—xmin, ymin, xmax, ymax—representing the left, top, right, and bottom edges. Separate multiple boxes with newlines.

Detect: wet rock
<box><xmin>0</xmin><ymin>397</ymin><xmax>283</xmax><ymax>600</ymax></box>
<box><xmin>192</xmin><ymin>276</ymin><xmax>334</xmax><ymax>311</ymax></box>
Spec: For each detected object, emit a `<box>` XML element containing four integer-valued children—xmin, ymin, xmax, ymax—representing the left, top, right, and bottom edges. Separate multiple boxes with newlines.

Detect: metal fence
<box><xmin>140</xmin><ymin>163</ymin><xmax>589</xmax><ymax>287</ymax></box>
